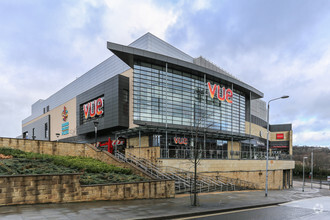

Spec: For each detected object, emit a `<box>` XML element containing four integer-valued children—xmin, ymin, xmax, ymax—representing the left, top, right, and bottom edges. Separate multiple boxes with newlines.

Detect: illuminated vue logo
<box><xmin>174</xmin><ymin>137</ymin><xmax>188</xmax><ymax>145</ymax></box>
<box><xmin>83</xmin><ymin>97</ymin><xmax>104</xmax><ymax>119</ymax></box>
<box><xmin>207</xmin><ymin>82</ymin><xmax>233</xmax><ymax>103</ymax></box>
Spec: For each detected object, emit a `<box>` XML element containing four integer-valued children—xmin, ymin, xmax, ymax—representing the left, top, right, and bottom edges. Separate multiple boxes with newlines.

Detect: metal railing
<box><xmin>114</xmin><ymin>151</ymin><xmax>258</xmax><ymax>193</ymax></box>
<box><xmin>160</xmin><ymin>149</ymin><xmax>292</xmax><ymax>160</ymax></box>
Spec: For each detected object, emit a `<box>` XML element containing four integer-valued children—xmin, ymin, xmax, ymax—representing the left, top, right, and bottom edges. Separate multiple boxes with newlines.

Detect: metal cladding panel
<box><xmin>118</xmin><ymin>76</ymin><xmax>129</xmax><ymax>126</ymax></box>
<box><xmin>23</xmin><ymin>55</ymin><xmax>130</xmax><ymax>124</ymax></box>
<box><xmin>270</xmin><ymin>124</ymin><xmax>292</xmax><ymax>132</ymax></box>
<box><xmin>129</xmin><ymin>33</ymin><xmax>193</xmax><ymax>63</ymax></box>
<box><xmin>22</xmin><ymin>115</ymin><xmax>50</xmax><ymax>141</ymax></box>
<box><xmin>270</xmin><ymin>140</ymin><xmax>290</xmax><ymax>147</ymax></box>
<box><xmin>251</xmin><ymin>115</ymin><xmax>267</xmax><ymax>128</ymax></box>
<box><xmin>251</xmin><ymin>99</ymin><xmax>267</xmax><ymax>121</ymax></box>
<box><xmin>76</xmin><ymin>75</ymin><xmax>129</xmax><ymax>135</ymax></box>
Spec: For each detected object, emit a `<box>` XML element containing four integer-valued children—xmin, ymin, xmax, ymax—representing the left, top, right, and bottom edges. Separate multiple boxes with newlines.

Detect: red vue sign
<box><xmin>83</xmin><ymin>97</ymin><xmax>104</xmax><ymax>119</ymax></box>
<box><xmin>207</xmin><ymin>82</ymin><xmax>233</xmax><ymax>103</ymax></box>
<box><xmin>174</xmin><ymin>137</ymin><xmax>188</xmax><ymax>145</ymax></box>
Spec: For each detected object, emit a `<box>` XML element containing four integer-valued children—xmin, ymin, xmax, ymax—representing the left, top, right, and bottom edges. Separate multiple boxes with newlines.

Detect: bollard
<box><xmin>320</xmin><ymin>179</ymin><xmax>322</xmax><ymax>189</ymax></box>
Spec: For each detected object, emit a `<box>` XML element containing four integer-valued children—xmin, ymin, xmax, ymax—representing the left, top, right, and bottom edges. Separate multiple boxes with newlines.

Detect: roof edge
<box><xmin>107</xmin><ymin>41</ymin><xmax>264</xmax><ymax>99</ymax></box>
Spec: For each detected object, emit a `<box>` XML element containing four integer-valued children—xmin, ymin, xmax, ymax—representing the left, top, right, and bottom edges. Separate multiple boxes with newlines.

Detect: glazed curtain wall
<box><xmin>133</xmin><ymin>61</ymin><xmax>245</xmax><ymax>134</ymax></box>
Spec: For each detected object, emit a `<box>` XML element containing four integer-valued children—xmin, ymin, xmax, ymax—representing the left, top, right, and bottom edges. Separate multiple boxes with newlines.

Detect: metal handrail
<box><xmin>124</xmin><ymin>152</ymin><xmax>191</xmax><ymax>191</ymax></box>
<box><xmin>114</xmin><ymin>151</ymin><xmax>257</xmax><ymax>193</ymax></box>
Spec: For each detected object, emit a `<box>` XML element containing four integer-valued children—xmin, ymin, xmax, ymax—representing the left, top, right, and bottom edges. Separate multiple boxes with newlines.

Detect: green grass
<box><xmin>0</xmin><ymin>147</ymin><xmax>148</xmax><ymax>185</ymax></box>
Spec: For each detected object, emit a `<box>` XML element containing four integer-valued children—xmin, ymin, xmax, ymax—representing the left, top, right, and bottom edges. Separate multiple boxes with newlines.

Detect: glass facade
<box><xmin>133</xmin><ymin>61</ymin><xmax>246</xmax><ymax>134</ymax></box>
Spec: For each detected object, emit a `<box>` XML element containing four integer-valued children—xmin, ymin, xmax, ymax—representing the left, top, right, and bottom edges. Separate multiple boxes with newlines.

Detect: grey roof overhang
<box><xmin>107</xmin><ymin>42</ymin><xmax>263</xmax><ymax>99</ymax></box>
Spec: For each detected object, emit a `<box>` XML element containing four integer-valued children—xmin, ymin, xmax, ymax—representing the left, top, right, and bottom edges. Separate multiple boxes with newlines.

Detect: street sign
<box><xmin>327</xmin><ymin>176</ymin><xmax>330</xmax><ymax>182</ymax></box>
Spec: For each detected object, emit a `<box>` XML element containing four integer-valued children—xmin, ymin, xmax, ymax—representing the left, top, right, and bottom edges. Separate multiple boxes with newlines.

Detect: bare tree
<box><xmin>189</xmin><ymin>87</ymin><xmax>213</xmax><ymax>206</ymax></box>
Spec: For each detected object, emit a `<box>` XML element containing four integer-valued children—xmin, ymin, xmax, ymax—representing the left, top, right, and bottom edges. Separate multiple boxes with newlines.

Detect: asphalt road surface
<box><xmin>178</xmin><ymin>196</ymin><xmax>330</xmax><ymax>220</ymax></box>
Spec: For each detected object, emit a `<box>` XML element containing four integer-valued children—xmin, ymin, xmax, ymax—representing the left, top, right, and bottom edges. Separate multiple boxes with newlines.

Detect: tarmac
<box><xmin>0</xmin><ymin>181</ymin><xmax>329</xmax><ymax>220</ymax></box>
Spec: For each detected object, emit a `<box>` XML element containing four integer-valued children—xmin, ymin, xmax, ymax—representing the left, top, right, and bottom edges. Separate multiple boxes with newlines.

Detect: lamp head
<box><xmin>281</xmin><ymin>95</ymin><xmax>289</xmax><ymax>99</ymax></box>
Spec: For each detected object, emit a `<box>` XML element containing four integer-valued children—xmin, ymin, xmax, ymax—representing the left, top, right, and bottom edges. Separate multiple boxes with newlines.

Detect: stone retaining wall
<box><xmin>0</xmin><ymin>174</ymin><xmax>174</xmax><ymax>206</ymax></box>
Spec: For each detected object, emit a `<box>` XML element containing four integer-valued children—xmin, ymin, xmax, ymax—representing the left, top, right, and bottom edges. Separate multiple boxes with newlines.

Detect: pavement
<box><xmin>0</xmin><ymin>181</ymin><xmax>329</xmax><ymax>220</ymax></box>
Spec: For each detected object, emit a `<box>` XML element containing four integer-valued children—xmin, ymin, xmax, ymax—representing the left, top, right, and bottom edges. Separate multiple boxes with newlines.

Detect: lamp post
<box><xmin>303</xmin><ymin>156</ymin><xmax>308</xmax><ymax>192</ymax></box>
<box><xmin>265</xmin><ymin>95</ymin><xmax>289</xmax><ymax>197</ymax></box>
<box><xmin>93</xmin><ymin>121</ymin><xmax>99</xmax><ymax>147</ymax></box>
<box><xmin>311</xmin><ymin>151</ymin><xmax>313</xmax><ymax>189</ymax></box>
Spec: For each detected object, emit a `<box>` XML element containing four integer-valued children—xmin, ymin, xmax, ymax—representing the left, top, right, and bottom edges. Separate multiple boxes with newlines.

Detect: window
<box><xmin>133</xmin><ymin>61</ymin><xmax>246</xmax><ymax>133</ymax></box>
<box><xmin>32</xmin><ymin>128</ymin><xmax>35</xmax><ymax>140</ymax></box>
<box><xmin>45</xmin><ymin>123</ymin><xmax>48</xmax><ymax>139</ymax></box>
<box><xmin>46</xmin><ymin>105</ymin><xmax>49</xmax><ymax>112</ymax></box>
<box><xmin>153</xmin><ymin>135</ymin><xmax>161</xmax><ymax>146</ymax></box>
<box><xmin>123</xmin><ymin>89</ymin><xmax>129</xmax><ymax>103</ymax></box>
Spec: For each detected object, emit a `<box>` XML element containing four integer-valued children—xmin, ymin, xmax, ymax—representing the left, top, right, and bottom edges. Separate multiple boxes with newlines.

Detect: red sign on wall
<box><xmin>276</xmin><ymin>133</ymin><xmax>284</xmax><ymax>139</ymax></box>
<box><xmin>271</xmin><ymin>145</ymin><xmax>288</xmax><ymax>149</ymax></box>
<box><xmin>207</xmin><ymin>82</ymin><xmax>233</xmax><ymax>103</ymax></box>
<box><xmin>83</xmin><ymin>97</ymin><xmax>104</xmax><ymax>119</ymax></box>
<box><xmin>174</xmin><ymin>137</ymin><xmax>188</xmax><ymax>145</ymax></box>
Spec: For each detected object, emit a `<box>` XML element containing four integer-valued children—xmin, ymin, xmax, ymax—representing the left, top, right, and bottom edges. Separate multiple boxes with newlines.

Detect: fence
<box><xmin>160</xmin><ymin>149</ymin><xmax>292</xmax><ymax>160</ymax></box>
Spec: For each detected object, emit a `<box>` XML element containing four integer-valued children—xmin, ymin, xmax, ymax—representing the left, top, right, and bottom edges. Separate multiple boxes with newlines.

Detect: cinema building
<box><xmin>22</xmin><ymin>33</ymin><xmax>294</xmax><ymax>189</ymax></box>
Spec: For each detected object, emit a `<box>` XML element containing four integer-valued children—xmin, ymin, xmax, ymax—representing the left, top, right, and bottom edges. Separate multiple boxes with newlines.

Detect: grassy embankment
<box><xmin>0</xmin><ymin>147</ymin><xmax>147</xmax><ymax>185</ymax></box>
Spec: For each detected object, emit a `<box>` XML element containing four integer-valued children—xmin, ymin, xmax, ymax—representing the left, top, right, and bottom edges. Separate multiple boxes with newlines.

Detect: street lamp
<box><xmin>311</xmin><ymin>151</ymin><xmax>313</xmax><ymax>189</ymax></box>
<box><xmin>303</xmin><ymin>156</ymin><xmax>308</xmax><ymax>192</ymax></box>
<box><xmin>93</xmin><ymin>121</ymin><xmax>99</xmax><ymax>147</ymax></box>
<box><xmin>265</xmin><ymin>95</ymin><xmax>289</xmax><ymax>197</ymax></box>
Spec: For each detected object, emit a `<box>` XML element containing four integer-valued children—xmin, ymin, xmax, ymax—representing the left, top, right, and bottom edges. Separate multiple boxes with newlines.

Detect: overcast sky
<box><xmin>0</xmin><ymin>0</ymin><xmax>329</xmax><ymax>146</ymax></box>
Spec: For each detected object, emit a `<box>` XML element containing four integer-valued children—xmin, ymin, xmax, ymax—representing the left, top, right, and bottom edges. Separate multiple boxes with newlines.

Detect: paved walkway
<box><xmin>0</xmin><ymin>181</ymin><xmax>329</xmax><ymax>220</ymax></box>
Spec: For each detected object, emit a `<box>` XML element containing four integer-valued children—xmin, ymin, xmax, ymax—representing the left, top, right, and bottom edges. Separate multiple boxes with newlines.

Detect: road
<box><xmin>177</xmin><ymin>196</ymin><xmax>330</xmax><ymax>220</ymax></box>
<box><xmin>0</xmin><ymin>180</ymin><xmax>328</xmax><ymax>219</ymax></box>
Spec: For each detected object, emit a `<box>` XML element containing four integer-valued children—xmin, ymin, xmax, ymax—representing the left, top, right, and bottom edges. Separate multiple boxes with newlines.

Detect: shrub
<box><xmin>0</xmin><ymin>147</ymin><xmax>132</xmax><ymax>175</ymax></box>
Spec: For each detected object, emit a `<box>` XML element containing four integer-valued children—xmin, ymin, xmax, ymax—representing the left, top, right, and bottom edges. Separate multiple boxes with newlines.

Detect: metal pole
<box><xmin>311</xmin><ymin>151</ymin><xmax>313</xmax><ymax>189</ymax></box>
<box><xmin>265</xmin><ymin>96</ymin><xmax>289</xmax><ymax>197</ymax></box>
<box><xmin>204</xmin><ymin>73</ymin><xmax>206</xmax><ymax>158</ymax></box>
<box><xmin>231</xmin><ymin>84</ymin><xmax>233</xmax><ymax>159</ymax></box>
<box><xmin>115</xmin><ymin>133</ymin><xmax>117</xmax><ymax>155</ymax></box>
<box><xmin>94</xmin><ymin>126</ymin><xmax>97</xmax><ymax>146</ymax></box>
<box><xmin>165</xmin><ymin>63</ymin><xmax>168</xmax><ymax>158</ymax></box>
<box><xmin>249</xmin><ymin>92</ymin><xmax>252</xmax><ymax>159</ymax></box>
<box><xmin>139</xmin><ymin>129</ymin><xmax>141</xmax><ymax>158</ymax></box>
<box><xmin>265</xmin><ymin>102</ymin><xmax>270</xmax><ymax>197</ymax></box>
<box><xmin>303</xmin><ymin>157</ymin><xmax>305</xmax><ymax>192</ymax></box>
<box><xmin>204</xmin><ymin>133</ymin><xmax>206</xmax><ymax>158</ymax></box>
